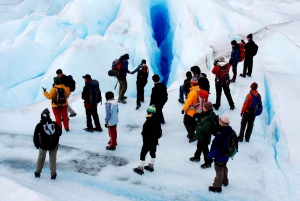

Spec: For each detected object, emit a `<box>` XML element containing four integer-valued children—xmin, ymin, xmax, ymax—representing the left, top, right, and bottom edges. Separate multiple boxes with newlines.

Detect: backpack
<box><xmin>191</xmin><ymin>89</ymin><xmax>209</xmax><ymax>113</ymax></box>
<box><xmin>217</xmin><ymin>64</ymin><xmax>230</xmax><ymax>86</ymax></box>
<box><xmin>137</xmin><ymin>64</ymin><xmax>149</xmax><ymax>79</ymax></box>
<box><xmin>87</xmin><ymin>80</ymin><xmax>102</xmax><ymax>104</ymax></box>
<box><xmin>68</xmin><ymin>75</ymin><xmax>76</xmax><ymax>92</ymax></box>
<box><xmin>39</xmin><ymin>122</ymin><xmax>59</xmax><ymax>150</ymax></box>
<box><xmin>53</xmin><ymin>88</ymin><xmax>66</xmax><ymax>106</ymax></box>
<box><xmin>108</xmin><ymin>59</ymin><xmax>122</xmax><ymax>77</ymax></box>
<box><xmin>222</xmin><ymin>130</ymin><xmax>238</xmax><ymax>159</ymax></box>
<box><xmin>210</xmin><ymin>114</ymin><xmax>220</xmax><ymax>135</ymax></box>
<box><xmin>238</xmin><ymin>43</ymin><xmax>245</xmax><ymax>62</ymax></box>
<box><xmin>249</xmin><ymin>92</ymin><xmax>263</xmax><ymax>116</ymax></box>
<box><xmin>253</xmin><ymin>43</ymin><xmax>258</xmax><ymax>56</ymax></box>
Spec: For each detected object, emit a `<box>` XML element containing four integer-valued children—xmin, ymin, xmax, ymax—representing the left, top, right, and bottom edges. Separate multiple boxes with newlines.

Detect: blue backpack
<box><xmin>250</xmin><ymin>92</ymin><xmax>263</xmax><ymax>116</ymax></box>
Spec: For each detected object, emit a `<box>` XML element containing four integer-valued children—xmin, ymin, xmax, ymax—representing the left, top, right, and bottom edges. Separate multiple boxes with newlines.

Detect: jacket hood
<box><xmin>199</xmin><ymin>73</ymin><xmax>207</xmax><ymax>78</ymax></box>
<box><xmin>250</xmin><ymin>90</ymin><xmax>259</xmax><ymax>96</ymax></box>
<box><xmin>189</xmin><ymin>85</ymin><xmax>200</xmax><ymax>91</ymax></box>
<box><xmin>218</xmin><ymin>61</ymin><xmax>228</xmax><ymax>66</ymax></box>
<box><xmin>107</xmin><ymin>98</ymin><xmax>118</xmax><ymax>105</ymax></box>
<box><xmin>53</xmin><ymin>84</ymin><xmax>65</xmax><ymax>89</ymax></box>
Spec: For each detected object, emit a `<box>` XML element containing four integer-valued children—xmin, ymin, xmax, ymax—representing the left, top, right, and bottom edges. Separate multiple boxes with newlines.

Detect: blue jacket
<box><xmin>230</xmin><ymin>44</ymin><xmax>240</xmax><ymax>66</ymax></box>
<box><xmin>117</xmin><ymin>60</ymin><xmax>130</xmax><ymax>79</ymax></box>
<box><xmin>105</xmin><ymin>98</ymin><xmax>119</xmax><ymax>126</ymax></box>
<box><xmin>207</xmin><ymin>126</ymin><xmax>234</xmax><ymax>163</ymax></box>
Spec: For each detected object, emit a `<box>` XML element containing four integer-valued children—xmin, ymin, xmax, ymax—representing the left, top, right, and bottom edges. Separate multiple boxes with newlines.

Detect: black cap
<box><xmin>231</xmin><ymin>40</ymin><xmax>237</xmax><ymax>45</ymax></box>
<box><xmin>247</xmin><ymin>33</ymin><xmax>253</xmax><ymax>39</ymax></box>
<box><xmin>56</xmin><ymin>69</ymin><xmax>63</xmax><ymax>74</ymax></box>
<box><xmin>142</xmin><ymin>59</ymin><xmax>146</xmax><ymax>64</ymax></box>
<box><xmin>82</xmin><ymin>74</ymin><xmax>91</xmax><ymax>79</ymax></box>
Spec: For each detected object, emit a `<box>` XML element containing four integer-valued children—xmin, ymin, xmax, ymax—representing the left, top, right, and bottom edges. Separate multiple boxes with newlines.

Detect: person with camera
<box><xmin>240</xmin><ymin>34</ymin><xmax>258</xmax><ymax>77</ymax></box>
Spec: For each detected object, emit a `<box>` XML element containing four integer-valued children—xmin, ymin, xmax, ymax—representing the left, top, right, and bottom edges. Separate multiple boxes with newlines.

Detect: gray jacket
<box><xmin>105</xmin><ymin>98</ymin><xmax>119</xmax><ymax>126</ymax></box>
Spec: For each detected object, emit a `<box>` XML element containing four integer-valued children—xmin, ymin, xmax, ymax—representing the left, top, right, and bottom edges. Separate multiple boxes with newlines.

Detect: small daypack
<box><xmin>210</xmin><ymin>114</ymin><xmax>220</xmax><ymax>135</ymax></box>
<box><xmin>190</xmin><ymin>89</ymin><xmax>209</xmax><ymax>113</ymax></box>
<box><xmin>239</xmin><ymin>43</ymin><xmax>245</xmax><ymax>62</ymax></box>
<box><xmin>253</xmin><ymin>43</ymin><xmax>258</xmax><ymax>56</ymax></box>
<box><xmin>249</xmin><ymin>92</ymin><xmax>263</xmax><ymax>116</ymax></box>
<box><xmin>39</xmin><ymin>122</ymin><xmax>58</xmax><ymax>150</ymax></box>
<box><xmin>87</xmin><ymin>80</ymin><xmax>102</xmax><ymax>104</ymax></box>
<box><xmin>108</xmin><ymin>59</ymin><xmax>122</xmax><ymax>77</ymax></box>
<box><xmin>137</xmin><ymin>64</ymin><xmax>149</xmax><ymax>79</ymax></box>
<box><xmin>217</xmin><ymin>64</ymin><xmax>230</xmax><ymax>86</ymax></box>
<box><xmin>68</xmin><ymin>75</ymin><xmax>76</xmax><ymax>92</ymax></box>
<box><xmin>53</xmin><ymin>88</ymin><xmax>66</xmax><ymax>106</ymax></box>
<box><xmin>222</xmin><ymin>130</ymin><xmax>238</xmax><ymax>159</ymax></box>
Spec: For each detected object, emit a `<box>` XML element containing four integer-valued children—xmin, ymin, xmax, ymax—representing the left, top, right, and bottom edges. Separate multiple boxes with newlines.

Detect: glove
<box><xmin>42</xmin><ymin>87</ymin><xmax>46</xmax><ymax>92</ymax></box>
<box><xmin>105</xmin><ymin>123</ymin><xmax>108</xmax><ymax>128</ymax></box>
<box><xmin>240</xmin><ymin>113</ymin><xmax>244</xmax><ymax>117</ymax></box>
<box><xmin>181</xmin><ymin>110</ymin><xmax>185</xmax><ymax>114</ymax></box>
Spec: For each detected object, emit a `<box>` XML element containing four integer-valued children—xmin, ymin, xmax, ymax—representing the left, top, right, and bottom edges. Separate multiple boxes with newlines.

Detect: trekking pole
<box><xmin>114</xmin><ymin>81</ymin><xmax>119</xmax><ymax>90</ymax></box>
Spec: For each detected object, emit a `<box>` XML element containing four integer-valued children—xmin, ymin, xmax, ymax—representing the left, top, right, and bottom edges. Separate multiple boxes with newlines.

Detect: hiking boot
<box><xmin>230</xmin><ymin>106</ymin><xmax>235</xmax><ymax>110</ymax></box>
<box><xmin>213</xmin><ymin>104</ymin><xmax>219</xmax><ymax>110</ymax></box>
<box><xmin>106</xmin><ymin>146</ymin><xmax>116</xmax><ymax>151</ymax></box>
<box><xmin>189</xmin><ymin>137</ymin><xmax>197</xmax><ymax>143</ymax></box>
<box><xmin>118</xmin><ymin>99</ymin><xmax>127</xmax><ymax>104</ymax></box>
<box><xmin>238</xmin><ymin>137</ymin><xmax>243</xmax><ymax>142</ymax></box>
<box><xmin>133</xmin><ymin>166</ymin><xmax>144</xmax><ymax>175</ymax></box>
<box><xmin>34</xmin><ymin>172</ymin><xmax>40</xmax><ymax>178</ymax></box>
<box><xmin>144</xmin><ymin>163</ymin><xmax>154</xmax><ymax>172</ymax></box>
<box><xmin>222</xmin><ymin>183</ymin><xmax>229</xmax><ymax>187</ymax></box>
<box><xmin>83</xmin><ymin>128</ymin><xmax>94</xmax><ymax>133</ymax></box>
<box><xmin>70</xmin><ymin>113</ymin><xmax>77</xmax><ymax>117</ymax></box>
<box><xmin>209</xmin><ymin>186</ymin><xmax>222</xmax><ymax>193</ymax></box>
<box><xmin>189</xmin><ymin>157</ymin><xmax>200</xmax><ymax>162</ymax></box>
<box><xmin>65</xmin><ymin>129</ymin><xmax>70</xmax><ymax>132</ymax></box>
<box><xmin>122</xmin><ymin>96</ymin><xmax>127</xmax><ymax>100</ymax></box>
<box><xmin>239</xmin><ymin>73</ymin><xmax>246</xmax><ymax>78</ymax></box>
<box><xmin>246</xmin><ymin>73</ymin><xmax>251</xmax><ymax>77</ymax></box>
<box><xmin>51</xmin><ymin>174</ymin><xmax>57</xmax><ymax>180</ymax></box>
<box><xmin>94</xmin><ymin>127</ymin><xmax>103</xmax><ymax>132</ymax></box>
<box><xmin>230</xmin><ymin>79</ymin><xmax>235</xmax><ymax>83</ymax></box>
<box><xmin>201</xmin><ymin>163</ymin><xmax>212</xmax><ymax>169</ymax></box>
<box><xmin>136</xmin><ymin>104</ymin><xmax>141</xmax><ymax>110</ymax></box>
<box><xmin>178</xmin><ymin>99</ymin><xmax>184</xmax><ymax>104</ymax></box>
<box><xmin>245</xmin><ymin>139</ymin><xmax>250</xmax><ymax>143</ymax></box>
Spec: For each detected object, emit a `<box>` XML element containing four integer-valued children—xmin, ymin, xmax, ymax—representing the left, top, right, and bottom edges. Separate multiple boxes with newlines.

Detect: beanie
<box><xmin>53</xmin><ymin>77</ymin><xmax>61</xmax><ymax>85</ymax></box>
<box><xmin>231</xmin><ymin>40</ymin><xmax>237</xmax><ymax>45</ymax></box>
<box><xmin>41</xmin><ymin>108</ymin><xmax>50</xmax><ymax>120</ymax></box>
<box><xmin>186</xmin><ymin>71</ymin><xmax>192</xmax><ymax>79</ymax></box>
<box><xmin>190</xmin><ymin>77</ymin><xmax>198</xmax><ymax>85</ymax></box>
<box><xmin>203</xmin><ymin>102</ymin><xmax>213</xmax><ymax>111</ymax></box>
<box><xmin>105</xmin><ymin>91</ymin><xmax>114</xmax><ymax>100</ymax></box>
<box><xmin>152</xmin><ymin>74</ymin><xmax>160</xmax><ymax>82</ymax></box>
<box><xmin>147</xmin><ymin>105</ymin><xmax>156</xmax><ymax>114</ymax></box>
<box><xmin>251</xmin><ymin>82</ymin><xmax>258</xmax><ymax>90</ymax></box>
<box><xmin>141</xmin><ymin>59</ymin><xmax>146</xmax><ymax>64</ymax></box>
<box><xmin>247</xmin><ymin>33</ymin><xmax>253</xmax><ymax>39</ymax></box>
<box><xmin>218</xmin><ymin>56</ymin><xmax>225</xmax><ymax>62</ymax></box>
<box><xmin>190</xmin><ymin>66</ymin><xmax>201</xmax><ymax>75</ymax></box>
<box><xmin>219</xmin><ymin>116</ymin><xmax>230</xmax><ymax>126</ymax></box>
<box><xmin>56</xmin><ymin>69</ymin><xmax>62</xmax><ymax>74</ymax></box>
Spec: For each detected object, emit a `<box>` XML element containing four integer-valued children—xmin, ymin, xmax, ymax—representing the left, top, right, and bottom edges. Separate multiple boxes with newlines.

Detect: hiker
<box><xmin>211</xmin><ymin>56</ymin><xmax>235</xmax><ymax>110</ymax></box>
<box><xmin>117</xmin><ymin>54</ymin><xmax>131</xmax><ymax>104</ymax></box>
<box><xmin>130</xmin><ymin>59</ymin><xmax>149</xmax><ymax>110</ymax></box>
<box><xmin>207</xmin><ymin>116</ymin><xmax>234</xmax><ymax>193</ymax></box>
<box><xmin>82</xmin><ymin>74</ymin><xmax>103</xmax><ymax>132</ymax></box>
<box><xmin>150</xmin><ymin>74</ymin><xmax>168</xmax><ymax>124</ymax></box>
<box><xmin>238</xmin><ymin>82</ymin><xmax>261</xmax><ymax>142</ymax></box>
<box><xmin>105</xmin><ymin>91</ymin><xmax>119</xmax><ymax>150</ymax></box>
<box><xmin>133</xmin><ymin>105</ymin><xmax>162</xmax><ymax>175</ymax></box>
<box><xmin>178</xmin><ymin>71</ymin><xmax>192</xmax><ymax>104</ymax></box>
<box><xmin>181</xmin><ymin>77</ymin><xmax>200</xmax><ymax>143</ymax></box>
<box><xmin>190</xmin><ymin>102</ymin><xmax>216</xmax><ymax>169</ymax></box>
<box><xmin>190</xmin><ymin>66</ymin><xmax>210</xmax><ymax>93</ymax></box>
<box><xmin>33</xmin><ymin>108</ymin><xmax>62</xmax><ymax>180</ymax></box>
<box><xmin>56</xmin><ymin>69</ymin><xmax>77</xmax><ymax>117</ymax></box>
<box><xmin>43</xmin><ymin>77</ymin><xmax>70</xmax><ymax>131</ymax></box>
<box><xmin>229</xmin><ymin>40</ymin><xmax>240</xmax><ymax>83</ymax></box>
<box><xmin>240</xmin><ymin>34</ymin><xmax>258</xmax><ymax>77</ymax></box>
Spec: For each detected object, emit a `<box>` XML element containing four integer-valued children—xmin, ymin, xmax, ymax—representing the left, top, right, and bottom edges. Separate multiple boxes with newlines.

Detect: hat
<box><xmin>247</xmin><ymin>33</ymin><xmax>253</xmax><ymax>39</ymax></box>
<box><xmin>141</xmin><ymin>59</ymin><xmax>146</xmax><ymax>64</ymax></box>
<box><xmin>105</xmin><ymin>91</ymin><xmax>114</xmax><ymax>100</ymax></box>
<box><xmin>56</xmin><ymin>69</ymin><xmax>62</xmax><ymax>74</ymax></box>
<box><xmin>123</xmin><ymin>54</ymin><xmax>129</xmax><ymax>60</ymax></box>
<box><xmin>53</xmin><ymin>77</ymin><xmax>61</xmax><ymax>85</ymax></box>
<box><xmin>219</xmin><ymin>116</ymin><xmax>230</xmax><ymax>126</ymax></box>
<box><xmin>190</xmin><ymin>77</ymin><xmax>198</xmax><ymax>85</ymax></box>
<box><xmin>203</xmin><ymin>102</ymin><xmax>213</xmax><ymax>111</ymax></box>
<box><xmin>251</xmin><ymin>82</ymin><xmax>258</xmax><ymax>90</ymax></box>
<box><xmin>218</xmin><ymin>56</ymin><xmax>225</xmax><ymax>62</ymax></box>
<box><xmin>231</xmin><ymin>40</ymin><xmax>237</xmax><ymax>45</ymax></box>
<box><xmin>186</xmin><ymin>71</ymin><xmax>192</xmax><ymax>78</ymax></box>
<box><xmin>190</xmin><ymin>66</ymin><xmax>201</xmax><ymax>75</ymax></box>
<box><xmin>147</xmin><ymin>105</ymin><xmax>156</xmax><ymax>114</ymax></box>
<box><xmin>82</xmin><ymin>74</ymin><xmax>91</xmax><ymax>79</ymax></box>
<box><xmin>152</xmin><ymin>74</ymin><xmax>160</xmax><ymax>82</ymax></box>
<box><xmin>41</xmin><ymin>108</ymin><xmax>50</xmax><ymax>119</ymax></box>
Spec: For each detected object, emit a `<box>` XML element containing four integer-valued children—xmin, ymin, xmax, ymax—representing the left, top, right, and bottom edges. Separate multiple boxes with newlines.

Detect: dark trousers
<box><xmin>136</xmin><ymin>79</ymin><xmax>147</xmax><ymax>105</ymax></box>
<box><xmin>243</xmin><ymin>58</ymin><xmax>253</xmax><ymax>76</ymax></box>
<box><xmin>215</xmin><ymin>84</ymin><xmax>235</xmax><ymax>108</ymax></box>
<box><xmin>194</xmin><ymin>141</ymin><xmax>212</xmax><ymax>164</ymax></box>
<box><xmin>239</xmin><ymin>112</ymin><xmax>256</xmax><ymax>141</ymax></box>
<box><xmin>184</xmin><ymin>114</ymin><xmax>195</xmax><ymax>139</ymax></box>
<box><xmin>213</xmin><ymin>161</ymin><xmax>228</xmax><ymax>187</ymax></box>
<box><xmin>231</xmin><ymin>64</ymin><xmax>237</xmax><ymax>81</ymax></box>
<box><xmin>140</xmin><ymin>143</ymin><xmax>157</xmax><ymax>161</ymax></box>
<box><xmin>156</xmin><ymin>105</ymin><xmax>165</xmax><ymax>124</ymax></box>
<box><xmin>86</xmin><ymin>108</ymin><xmax>101</xmax><ymax>129</ymax></box>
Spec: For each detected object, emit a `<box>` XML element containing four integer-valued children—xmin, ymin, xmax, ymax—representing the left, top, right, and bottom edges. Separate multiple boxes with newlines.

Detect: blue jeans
<box><xmin>179</xmin><ymin>85</ymin><xmax>187</xmax><ymax>101</ymax></box>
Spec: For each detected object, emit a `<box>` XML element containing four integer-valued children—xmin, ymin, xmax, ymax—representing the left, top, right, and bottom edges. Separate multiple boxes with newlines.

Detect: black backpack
<box><xmin>210</xmin><ymin>114</ymin><xmax>220</xmax><ymax>135</ymax></box>
<box><xmin>53</xmin><ymin>88</ymin><xmax>66</xmax><ymax>106</ymax></box>
<box><xmin>253</xmin><ymin>43</ymin><xmax>258</xmax><ymax>56</ymax></box>
<box><xmin>222</xmin><ymin>130</ymin><xmax>238</xmax><ymax>159</ymax></box>
<box><xmin>39</xmin><ymin>122</ymin><xmax>60</xmax><ymax>150</ymax></box>
<box><xmin>108</xmin><ymin>59</ymin><xmax>122</xmax><ymax>77</ymax></box>
<box><xmin>68</xmin><ymin>75</ymin><xmax>76</xmax><ymax>92</ymax></box>
<box><xmin>87</xmin><ymin>80</ymin><xmax>102</xmax><ymax>104</ymax></box>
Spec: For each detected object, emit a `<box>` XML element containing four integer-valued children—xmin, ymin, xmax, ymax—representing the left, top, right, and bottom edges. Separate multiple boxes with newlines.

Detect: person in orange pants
<box><xmin>43</xmin><ymin>77</ymin><xmax>70</xmax><ymax>131</ymax></box>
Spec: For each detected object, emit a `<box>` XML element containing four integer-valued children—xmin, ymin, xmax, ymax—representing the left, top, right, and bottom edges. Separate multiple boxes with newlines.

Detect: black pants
<box><xmin>86</xmin><ymin>108</ymin><xmax>101</xmax><ymax>129</ymax></box>
<box><xmin>156</xmin><ymin>105</ymin><xmax>165</xmax><ymax>124</ymax></box>
<box><xmin>231</xmin><ymin>64</ymin><xmax>237</xmax><ymax>81</ymax></box>
<box><xmin>184</xmin><ymin>114</ymin><xmax>195</xmax><ymax>139</ymax></box>
<box><xmin>243</xmin><ymin>58</ymin><xmax>253</xmax><ymax>76</ymax></box>
<box><xmin>140</xmin><ymin>143</ymin><xmax>157</xmax><ymax>161</ymax></box>
<box><xmin>136</xmin><ymin>79</ymin><xmax>147</xmax><ymax>105</ymax></box>
<box><xmin>215</xmin><ymin>84</ymin><xmax>235</xmax><ymax>108</ymax></box>
<box><xmin>239</xmin><ymin>112</ymin><xmax>256</xmax><ymax>141</ymax></box>
<box><xmin>194</xmin><ymin>141</ymin><xmax>212</xmax><ymax>164</ymax></box>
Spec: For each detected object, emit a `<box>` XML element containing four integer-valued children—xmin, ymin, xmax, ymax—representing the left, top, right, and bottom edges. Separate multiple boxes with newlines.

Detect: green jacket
<box><xmin>195</xmin><ymin>110</ymin><xmax>216</xmax><ymax>145</ymax></box>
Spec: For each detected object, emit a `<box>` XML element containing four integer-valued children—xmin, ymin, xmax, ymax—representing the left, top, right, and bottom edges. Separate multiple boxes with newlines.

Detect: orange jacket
<box><xmin>241</xmin><ymin>90</ymin><xmax>261</xmax><ymax>114</ymax></box>
<box><xmin>182</xmin><ymin>85</ymin><xmax>200</xmax><ymax>117</ymax></box>
<box><xmin>44</xmin><ymin>84</ymin><xmax>70</xmax><ymax>107</ymax></box>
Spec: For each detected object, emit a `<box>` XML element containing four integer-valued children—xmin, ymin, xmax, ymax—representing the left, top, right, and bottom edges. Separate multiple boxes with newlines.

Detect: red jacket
<box><xmin>211</xmin><ymin>63</ymin><xmax>231</xmax><ymax>80</ymax></box>
<box><xmin>82</xmin><ymin>78</ymin><xmax>98</xmax><ymax>109</ymax></box>
<box><xmin>241</xmin><ymin>90</ymin><xmax>261</xmax><ymax>114</ymax></box>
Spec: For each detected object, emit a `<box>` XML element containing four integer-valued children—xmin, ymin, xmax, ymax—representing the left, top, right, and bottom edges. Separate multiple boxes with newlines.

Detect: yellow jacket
<box><xmin>182</xmin><ymin>85</ymin><xmax>200</xmax><ymax>117</ymax></box>
<box><xmin>44</xmin><ymin>84</ymin><xmax>70</xmax><ymax>107</ymax></box>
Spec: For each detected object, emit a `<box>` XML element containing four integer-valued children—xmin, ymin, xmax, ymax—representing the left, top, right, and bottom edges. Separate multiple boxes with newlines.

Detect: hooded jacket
<box><xmin>230</xmin><ymin>44</ymin><xmax>240</xmax><ymax>66</ymax></box>
<box><xmin>105</xmin><ymin>98</ymin><xmax>119</xmax><ymax>126</ymax></box>
<box><xmin>44</xmin><ymin>84</ymin><xmax>70</xmax><ymax>107</ymax></box>
<box><xmin>182</xmin><ymin>85</ymin><xmax>200</xmax><ymax>117</ymax></box>
<box><xmin>241</xmin><ymin>90</ymin><xmax>261</xmax><ymax>114</ymax></box>
<box><xmin>141</xmin><ymin>113</ymin><xmax>162</xmax><ymax>145</ymax></box>
<box><xmin>195</xmin><ymin>110</ymin><xmax>216</xmax><ymax>145</ymax></box>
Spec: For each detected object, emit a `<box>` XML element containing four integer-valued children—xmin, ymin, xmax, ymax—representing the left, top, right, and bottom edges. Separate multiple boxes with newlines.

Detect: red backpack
<box><xmin>239</xmin><ymin>43</ymin><xmax>245</xmax><ymax>62</ymax></box>
<box><xmin>108</xmin><ymin>59</ymin><xmax>122</xmax><ymax>77</ymax></box>
<box><xmin>190</xmin><ymin>89</ymin><xmax>209</xmax><ymax>113</ymax></box>
<box><xmin>141</xmin><ymin>65</ymin><xmax>148</xmax><ymax>73</ymax></box>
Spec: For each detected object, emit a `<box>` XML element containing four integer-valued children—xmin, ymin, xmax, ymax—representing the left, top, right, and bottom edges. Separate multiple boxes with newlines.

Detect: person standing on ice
<box><xmin>229</xmin><ymin>40</ymin><xmax>240</xmax><ymax>83</ymax></box>
<box><xmin>211</xmin><ymin>56</ymin><xmax>235</xmax><ymax>110</ymax></box>
<box><xmin>190</xmin><ymin>66</ymin><xmax>210</xmax><ymax>93</ymax></box>
<box><xmin>178</xmin><ymin>71</ymin><xmax>192</xmax><ymax>104</ymax></box>
<box><xmin>130</xmin><ymin>59</ymin><xmax>149</xmax><ymax>110</ymax></box>
<box><xmin>207</xmin><ymin>116</ymin><xmax>233</xmax><ymax>193</ymax></box>
<box><xmin>104</xmin><ymin>91</ymin><xmax>119</xmax><ymax>151</ymax></box>
<box><xmin>181</xmin><ymin>77</ymin><xmax>200</xmax><ymax>143</ymax></box>
<box><xmin>133</xmin><ymin>105</ymin><xmax>162</xmax><ymax>175</ymax></box>
<box><xmin>240</xmin><ymin>34</ymin><xmax>258</xmax><ymax>78</ymax></box>
<box><xmin>56</xmin><ymin>69</ymin><xmax>77</xmax><ymax>117</ymax></box>
<box><xmin>117</xmin><ymin>54</ymin><xmax>131</xmax><ymax>104</ymax></box>
<box><xmin>33</xmin><ymin>108</ymin><xmax>62</xmax><ymax>180</ymax></box>
<box><xmin>238</xmin><ymin>82</ymin><xmax>261</xmax><ymax>142</ymax></box>
<box><xmin>43</xmin><ymin>77</ymin><xmax>70</xmax><ymax>131</ymax></box>
<box><xmin>150</xmin><ymin>74</ymin><xmax>168</xmax><ymax>124</ymax></box>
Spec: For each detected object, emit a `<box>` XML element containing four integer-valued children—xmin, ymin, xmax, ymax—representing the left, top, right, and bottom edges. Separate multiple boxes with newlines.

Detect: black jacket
<box><xmin>244</xmin><ymin>40</ymin><xmax>257</xmax><ymax>59</ymax></box>
<box><xmin>150</xmin><ymin>82</ymin><xmax>168</xmax><ymax>107</ymax></box>
<box><xmin>141</xmin><ymin>114</ymin><xmax>162</xmax><ymax>145</ymax></box>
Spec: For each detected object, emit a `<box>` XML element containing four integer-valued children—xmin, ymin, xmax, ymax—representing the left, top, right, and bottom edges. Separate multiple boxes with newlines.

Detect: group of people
<box><xmin>33</xmin><ymin>34</ymin><xmax>260</xmax><ymax>194</ymax></box>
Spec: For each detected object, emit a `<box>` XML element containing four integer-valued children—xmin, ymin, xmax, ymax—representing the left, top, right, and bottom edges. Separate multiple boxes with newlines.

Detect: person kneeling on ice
<box><xmin>134</xmin><ymin>105</ymin><xmax>162</xmax><ymax>175</ymax></box>
<box><xmin>33</xmin><ymin>108</ymin><xmax>62</xmax><ymax>180</ymax></box>
<box><xmin>105</xmin><ymin>91</ymin><xmax>119</xmax><ymax>151</ymax></box>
